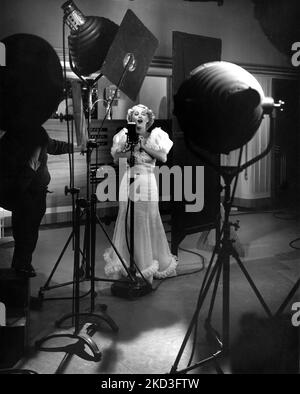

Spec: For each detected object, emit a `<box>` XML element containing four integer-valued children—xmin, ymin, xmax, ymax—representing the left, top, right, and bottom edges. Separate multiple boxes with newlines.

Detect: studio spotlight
<box><xmin>61</xmin><ymin>0</ymin><xmax>118</xmax><ymax>76</ymax></box>
<box><xmin>171</xmin><ymin>61</ymin><xmax>283</xmax><ymax>374</ymax></box>
<box><xmin>45</xmin><ymin>2</ymin><xmax>158</xmax><ymax>306</ymax></box>
<box><xmin>0</xmin><ymin>34</ymin><xmax>63</xmax><ymax>131</ymax></box>
<box><xmin>173</xmin><ymin>61</ymin><xmax>272</xmax><ymax>154</ymax></box>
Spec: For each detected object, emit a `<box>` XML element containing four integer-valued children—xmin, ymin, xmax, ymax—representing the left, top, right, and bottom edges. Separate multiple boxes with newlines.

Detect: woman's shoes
<box><xmin>14</xmin><ymin>265</ymin><xmax>36</xmax><ymax>278</ymax></box>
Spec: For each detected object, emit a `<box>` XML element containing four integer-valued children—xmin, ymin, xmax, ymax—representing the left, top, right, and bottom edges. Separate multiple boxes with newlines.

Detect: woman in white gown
<box><xmin>103</xmin><ymin>104</ymin><xmax>177</xmax><ymax>283</ymax></box>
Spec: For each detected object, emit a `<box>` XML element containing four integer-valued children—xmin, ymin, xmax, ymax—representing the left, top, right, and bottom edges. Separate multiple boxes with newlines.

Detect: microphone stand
<box><xmin>111</xmin><ymin>134</ymin><xmax>153</xmax><ymax>298</ymax></box>
<box><xmin>129</xmin><ymin>141</ymin><xmax>137</xmax><ymax>278</ymax></box>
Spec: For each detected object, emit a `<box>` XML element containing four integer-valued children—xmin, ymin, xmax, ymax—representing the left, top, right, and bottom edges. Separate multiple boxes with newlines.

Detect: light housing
<box><xmin>62</xmin><ymin>0</ymin><xmax>118</xmax><ymax>76</ymax></box>
<box><xmin>174</xmin><ymin>61</ymin><xmax>269</xmax><ymax>154</ymax></box>
<box><xmin>0</xmin><ymin>34</ymin><xmax>63</xmax><ymax>131</ymax></box>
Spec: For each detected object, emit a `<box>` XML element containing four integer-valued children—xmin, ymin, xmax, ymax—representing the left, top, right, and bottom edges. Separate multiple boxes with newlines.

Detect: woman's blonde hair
<box><xmin>126</xmin><ymin>104</ymin><xmax>155</xmax><ymax>131</ymax></box>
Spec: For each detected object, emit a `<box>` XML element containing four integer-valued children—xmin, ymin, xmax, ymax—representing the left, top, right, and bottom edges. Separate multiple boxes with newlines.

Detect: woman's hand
<box><xmin>139</xmin><ymin>138</ymin><xmax>147</xmax><ymax>151</ymax></box>
<box><xmin>139</xmin><ymin>138</ymin><xmax>151</xmax><ymax>155</ymax></box>
<box><xmin>139</xmin><ymin>139</ymin><xmax>167</xmax><ymax>163</ymax></box>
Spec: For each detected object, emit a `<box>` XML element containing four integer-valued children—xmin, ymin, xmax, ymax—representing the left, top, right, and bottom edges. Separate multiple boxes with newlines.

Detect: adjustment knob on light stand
<box><xmin>64</xmin><ymin>185</ymin><xmax>80</xmax><ymax>196</ymax></box>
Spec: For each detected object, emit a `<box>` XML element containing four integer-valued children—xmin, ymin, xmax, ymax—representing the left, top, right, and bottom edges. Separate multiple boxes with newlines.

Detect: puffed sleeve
<box><xmin>111</xmin><ymin>128</ymin><xmax>127</xmax><ymax>159</ymax></box>
<box><xmin>147</xmin><ymin>127</ymin><xmax>173</xmax><ymax>154</ymax></box>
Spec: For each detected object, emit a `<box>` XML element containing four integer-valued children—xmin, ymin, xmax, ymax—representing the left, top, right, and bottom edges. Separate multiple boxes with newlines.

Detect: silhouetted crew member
<box><xmin>0</xmin><ymin>126</ymin><xmax>72</xmax><ymax>277</ymax></box>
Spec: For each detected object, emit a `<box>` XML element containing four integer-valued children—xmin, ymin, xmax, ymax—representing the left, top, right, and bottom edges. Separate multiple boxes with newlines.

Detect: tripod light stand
<box><xmin>39</xmin><ymin>1</ymin><xmax>159</xmax><ymax>300</ymax></box>
<box><xmin>36</xmin><ymin>1</ymin><xmax>159</xmax><ymax>364</ymax></box>
<box><xmin>0</xmin><ymin>32</ymin><xmax>103</xmax><ymax>366</ymax></box>
<box><xmin>64</xmin><ymin>1</ymin><xmax>158</xmax><ymax>299</ymax></box>
<box><xmin>170</xmin><ymin>61</ymin><xmax>284</xmax><ymax>373</ymax></box>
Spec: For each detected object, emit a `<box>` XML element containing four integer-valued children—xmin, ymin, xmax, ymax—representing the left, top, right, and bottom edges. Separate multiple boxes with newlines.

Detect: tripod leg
<box><xmin>39</xmin><ymin>230</ymin><xmax>74</xmax><ymax>296</ymax></box>
<box><xmin>95</xmin><ymin>214</ymin><xmax>135</xmax><ymax>281</ymax></box>
<box><xmin>85</xmin><ymin>203</ymin><xmax>92</xmax><ymax>280</ymax></box>
<box><xmin>222</xmin><ymin>249</ymin><xmax>230</xmax><ymax>353</ymax></box>
<box><xmin>233</xmin><ymin>250</ymin><xmax>272</xmax><ymax>317</ymax></box>
<box><xmin>80</xmin><ymin>213</ymin><xmax>89</xmax><ymax>279</ymax></box>
<box><xmin>90</xmin><ymin>194</ymin><xmax>97</xmax><ymax>312</ymax></box>
<box><xmin>276</xmin><ymin>278</ymin><xmax>300</xmax><ymax>316</ymax></box>
<box><xmin>207</xmin><ymin>252</ymin><xmax>223</xmax><ymax>321</ymax></box>
<box><xmin>74</xmin><ymin>200</ymin><xmax>82</xmax><ymax>334</ymax></box>
<box><xmin>78</xmin><ymin>195</ymin><xmax>119</xmax><ymax>333</ymax></box>
<box><xmin>187</xmin><ymin>258</ymin><xmax>223</xmax><ymax>368</ymax></box>
<box><xmin>205</xmin><ymin>255</ymin><xmax>223</xmax><ymax>349</ymax></box>
<box><xmin>170</xmin><ymin>251</ymin><xmax>222</xmax><ymax>373</ymax></box>
<box><xmin>88</xmin><ymin>196</ymin><xmax>119</xmax><ymax>332</ymax></box>
<box><xmin>198</xmin><ymin>234</ymin><xmax>221</xmax><ymax>298</ymax></box>
<box><xmin>38</xmin><ymin>208</ymin><xmax>87</xmax><ymax>301</ymax></box>
<box><xmin>35</xmin><ymin>200</ymin><xmax>102</xmax><ymax>360</ymax></box>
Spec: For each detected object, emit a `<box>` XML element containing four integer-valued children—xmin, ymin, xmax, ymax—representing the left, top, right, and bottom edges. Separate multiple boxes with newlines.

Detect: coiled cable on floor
<box><xmin>152</xmin><ymin>228</ymin><xmax>206</xmax><ymax>291</ymax></box>
<box><xmin>289</xmin><ymin>237</ymin><xmax>300</xmax><ymax>250</ymax></box>
<box><xmin>271</xmin><ymin>210</ymin><xmax>300</xmax><ymax>249</ymax></box>
<box><xmin>273</xmin><ymin>210</ymin><xmax>299</xmax><ymax>221</ymax></box>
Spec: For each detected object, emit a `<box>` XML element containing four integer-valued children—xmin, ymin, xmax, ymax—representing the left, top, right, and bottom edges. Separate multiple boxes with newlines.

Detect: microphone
<box><xmin>127</xmin><ymin>122</ymin><xmax>139</xmax><ymax>145</ymax></box>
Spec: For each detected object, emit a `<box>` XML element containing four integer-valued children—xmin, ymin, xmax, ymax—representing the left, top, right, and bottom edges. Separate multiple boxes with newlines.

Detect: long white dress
<box><xmin>103</xmin><ymin>127</ymin><xmax>177</xmax><ymax>282</ymax></box>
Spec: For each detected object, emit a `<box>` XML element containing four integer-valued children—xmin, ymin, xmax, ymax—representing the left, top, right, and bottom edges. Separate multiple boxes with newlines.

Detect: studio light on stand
<box><xmin>0</xmin><ymin>32</ymin><xmax>103</xmax><ymax>371</ymax></box>
<box><xmin>61</xmin><ymin>0</ymin><xmax>157</xmax><ymax>299</ymax></box>
<box><xmin>36</xmin><ymin>1</ymin><xmax>158</xmax><ymax>364</ymax></box>
<box><xmin>170</xmin><ymin>61</ymin><xmax>283</xmax><ymax>374</ymax></box>
<box><xmin>62</xmin><ymin>0</ymin><xmax>118</xmax><ymax>77</ymax></box>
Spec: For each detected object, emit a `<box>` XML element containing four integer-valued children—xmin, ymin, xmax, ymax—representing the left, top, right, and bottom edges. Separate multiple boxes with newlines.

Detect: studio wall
<box><xmin>0</xmin><ymin>0</ymin><xmax>291</xmax><ymax>68</ymax></box>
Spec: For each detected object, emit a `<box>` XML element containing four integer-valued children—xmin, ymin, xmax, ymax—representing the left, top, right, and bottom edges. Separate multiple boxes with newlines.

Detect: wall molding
<box><xmin>238</xmin><ymin>62</ymin><xmax>299</xmax><ymax>78</ymax></box>
<box><xmin>55</xmin><ymin>47</ymin><xmax>299</xmax><ymax>79</ymax></box>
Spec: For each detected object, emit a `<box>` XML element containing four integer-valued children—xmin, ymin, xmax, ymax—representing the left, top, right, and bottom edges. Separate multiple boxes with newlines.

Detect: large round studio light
<box><xmin>173</xmin><ymin>61</ymin><xmax>267</xmax><ymax>154</ymax></box>
<box><xmin>62</xmin><ymin>0</ymin><xmax>119</xmax><ymax>76</ymax></box>
<box><xmin>0</xmin><ymin>34</ymin><xmax>63</xmax><ymax>131</ymax></box>
<box><xmin>252</xmin><ymin>0</ymin><xmax>300</xmax><ymax>58</ymax></box>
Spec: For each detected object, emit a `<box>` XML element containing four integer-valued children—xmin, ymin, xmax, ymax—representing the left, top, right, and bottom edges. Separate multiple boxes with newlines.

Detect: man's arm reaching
<box><xmin>47</xmin><ymin>138</ymin><xmax>73</xmax><ymax>155</ymax></box>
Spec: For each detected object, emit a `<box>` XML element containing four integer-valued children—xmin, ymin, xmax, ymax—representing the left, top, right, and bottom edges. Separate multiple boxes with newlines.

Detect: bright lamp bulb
<box><xmin>62</xmin><ymin>1</ymin><xmax>119</xmax><ymax>76</ymax></box>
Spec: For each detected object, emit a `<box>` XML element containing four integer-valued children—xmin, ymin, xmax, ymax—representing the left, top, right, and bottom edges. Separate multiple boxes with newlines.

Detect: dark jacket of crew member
<box><xmin>0</xmin><ymin>126</ymin><xmax>72</xmax><ymax>208</ymax></box>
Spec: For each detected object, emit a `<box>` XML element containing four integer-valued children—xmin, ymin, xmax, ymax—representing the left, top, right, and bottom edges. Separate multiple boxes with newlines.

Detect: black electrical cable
<box><xmin>230</xmin><ymin>209</ymin><xmax>281</xmax><ymax>216</ymax></box>
<box><xmin>273</xmin><ymin>211</ymin><xmax>299</xmax><ymax>221</ymax></box>
<box><xmin>289</xmin><ymin>237</ymin><xmax>300</xmax><ymax>250</ymax></box>
<box><xmin>151</xmin><ymin>227</ymin><xmax>206</xmax><ymax>291</ymax></box>
<box><xmin>41</xmin><ymin>289</ymin><xmax>92</xmax><ymax>303</ymax></box>
<box><xmin>273</xmin><ymin>210</ymin><xmax>300</xmax><ymax>251</ymax></box>
<box><xmin>126</xmin><ymin>201</ymin><xmax>207</xmax><ymax>291</ymax></box>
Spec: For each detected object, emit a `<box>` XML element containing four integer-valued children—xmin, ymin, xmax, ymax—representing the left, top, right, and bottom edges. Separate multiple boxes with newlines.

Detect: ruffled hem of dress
<box><xmin>103</xmin><ymin>249</ymin><xmax>159</xmax><ymax>278</ymax></box>
<box><xmin>153</xmin><ymin>254</ymin><xmax>178</xmax><ymax>279</ymax></box>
